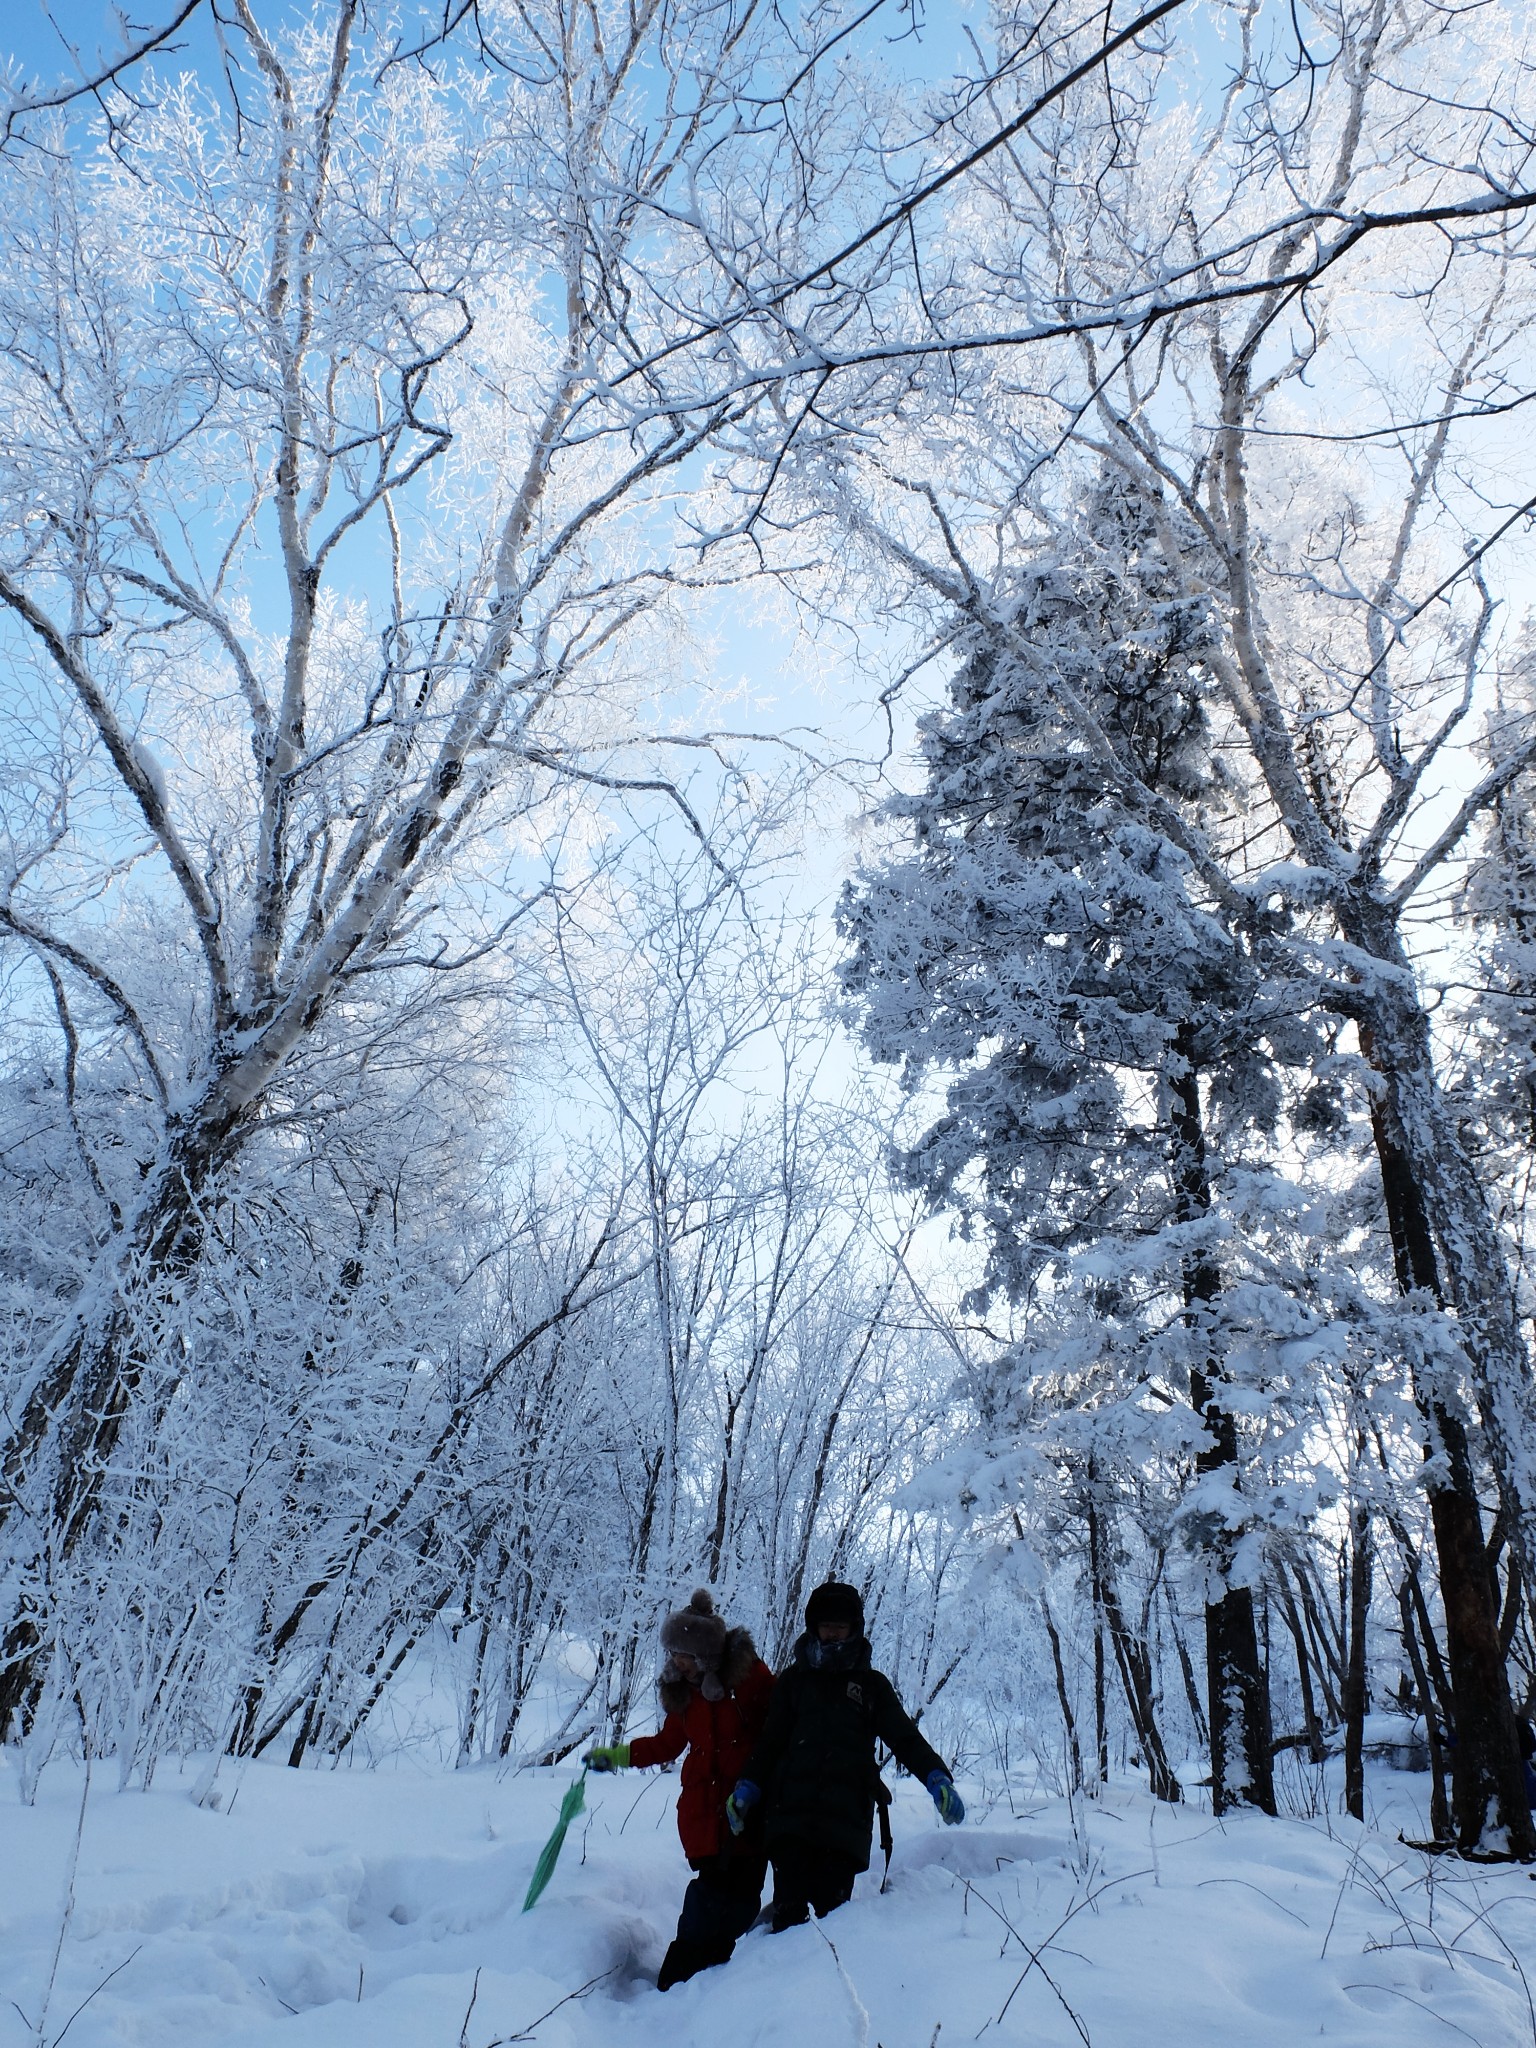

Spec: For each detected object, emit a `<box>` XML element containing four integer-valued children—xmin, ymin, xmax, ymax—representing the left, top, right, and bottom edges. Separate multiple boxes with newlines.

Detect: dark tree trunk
<box><xmin>1083</xmin><ymin>1474</ymin><xmax>1180</xmax><ymax>1802</ymax></box>
<box><xmin>1366</xmin><ymin>1076</ymin><xmax>1536</xmax><ymax>1857</ymax></box>
<box><xmin>705</xmin><ymin>1392</ymin><xmax>739</xmax><ymax>1586</ymax></box>
<box><xmin>1399</xmin><ymin>1578</ymin><xmax>1453</xmax><ymax>1842</ymax></box>
<box><xmin>1040</xmin><ymin>1595</ymin><xmax>1085</xmax><ymax>1793</ymax></box>
<box><xmin>1488</xmin><ymin>1516</ymin><xmax>1525</xmax><ymax>1656</ymax></box>
<box><xmin>0</xmin><ymin>1087</ymin><xmax>247</xmax><ymax>1736</ymax></box>
<box><xmin>1101</xmin><ymin>1558</ymin><xmax>1182</xmax><ymax>1804</ymax></box>
<box><xmin>1086</xmin><ymin>1492</ymin><xmax>1110</xmax><ymax>1787</ymax></box>
<box><xmin>1342</xmin><ymin>1459</ymin><xmax>1372</xmax><ymax>1822</ymax></box>
<box><xmin>1165</xmin><ymin>1580</ymin><xmax>1210</xmax><ymax>1749</ymax></box>
<box><xmin>1168</xmin><ymin>1040</ymin><xmax>1276</xmax><ymax>1814</ymax></box>
<box><xmin>1275</xmin><ymin>1561</ymin><xmax>1327</xmax><ymax>1765</ymax></box>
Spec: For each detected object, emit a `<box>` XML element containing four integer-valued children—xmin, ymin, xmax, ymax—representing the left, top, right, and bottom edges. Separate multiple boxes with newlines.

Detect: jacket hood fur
<box><xmin>658</xmin><ymin>1623</ymin><xmax>759</xmax><ymax>1716</ymax></box>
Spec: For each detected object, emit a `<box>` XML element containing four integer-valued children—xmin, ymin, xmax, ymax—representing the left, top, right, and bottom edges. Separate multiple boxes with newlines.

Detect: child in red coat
<box><xmin>586</xmin><ymin>1590</ymin><xmax>774</xmax><ymax>1989</ymax></box>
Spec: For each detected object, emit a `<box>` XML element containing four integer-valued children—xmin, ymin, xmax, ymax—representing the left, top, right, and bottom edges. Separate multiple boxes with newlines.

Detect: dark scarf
<box><xmin>797</xmin><ymin>1633</ymin><xmax>871</xmax><ymax>1674</ymax></box>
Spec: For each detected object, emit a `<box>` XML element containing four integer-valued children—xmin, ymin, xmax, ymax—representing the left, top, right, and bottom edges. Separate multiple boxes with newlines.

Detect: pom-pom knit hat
<box><xmin>660</xmin><ymin>1589</ymin><xmax>729</xmax><ymax>1699</ymax></box>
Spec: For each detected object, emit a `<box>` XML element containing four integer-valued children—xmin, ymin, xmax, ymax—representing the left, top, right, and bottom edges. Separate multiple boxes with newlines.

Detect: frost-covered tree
<box><xmin>838</xmin><ymin>475</ymin><xmax>1327</xmax><ymax>1811</ymax></box>
<box><xmin>803</xmin><ymin>0</ymin><xmax>1536</xmax><ymax>1858</ymax></box>
<box><xmin>0</xmin><ymin>0</ymin><xmax>818</xmax><ymax>1729</ymax></box>
<box><xmin>1459</xmin><ymin>647</ymin><xmax>1536</xmax><ymax>1294</ymax></box>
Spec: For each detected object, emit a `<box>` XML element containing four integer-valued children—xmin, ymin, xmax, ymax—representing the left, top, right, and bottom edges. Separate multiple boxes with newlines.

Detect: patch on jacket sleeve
<box><xmin>845</xmin><ymin>1681</ymin><xmax>864</xmax><ymax>1706</ymax></box>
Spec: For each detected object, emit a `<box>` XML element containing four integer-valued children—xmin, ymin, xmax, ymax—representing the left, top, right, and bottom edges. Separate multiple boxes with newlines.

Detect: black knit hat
<box><xmin>805</xmin><ymin>1580</ymin><xmax>865</xmax><ymax>1636</ymax></box>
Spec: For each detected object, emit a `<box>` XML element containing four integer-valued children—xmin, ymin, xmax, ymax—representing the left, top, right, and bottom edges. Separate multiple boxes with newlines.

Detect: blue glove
<box><xmin>725</xmin><ymin>1779</ymin><xmax>760</xmax><ymax>1836</ymax></box>
<box><xmin>927</xmin><ymin>1770</ymin><xmax>964</xmax><ymax>1825</ymax></box>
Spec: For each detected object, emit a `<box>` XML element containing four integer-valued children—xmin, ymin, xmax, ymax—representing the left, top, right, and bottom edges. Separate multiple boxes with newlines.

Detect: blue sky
<box><xmin>2</xmin><ymin>0</ymin><xmax>977</xmax><ymax>100</ymax></box>
<box><xmin>0</xmin><ymin>0</ymin><xmax>933</xmax><ymax>832</ymax></box>
<box><xmin>6</xmin><ymin>0</ymin><xmax>218</xmax><ymax>84</ymax></box>
<box><xmin>0</xmin><ymin>3</ymin><xmax>942</xmax><ymax>1152</ymax></box>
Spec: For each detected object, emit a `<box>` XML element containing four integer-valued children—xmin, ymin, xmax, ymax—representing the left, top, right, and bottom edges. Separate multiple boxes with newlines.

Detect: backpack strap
<box><xmin>873</xmin><ymin>1771</ymin><xmax>894</xmax><ymax>1893</ymax></box>
<box><xmin>850</xmin><ymin>1674</ymin><xmax>896</xmax><ymax>1894</ymax></box>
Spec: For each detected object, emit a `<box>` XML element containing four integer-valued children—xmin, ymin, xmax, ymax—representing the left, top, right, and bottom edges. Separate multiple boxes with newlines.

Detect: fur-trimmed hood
<box><xmin>658</xmin><ymin>1623</ymin><xmax>759</xmax><ymax>1716</ymax></box>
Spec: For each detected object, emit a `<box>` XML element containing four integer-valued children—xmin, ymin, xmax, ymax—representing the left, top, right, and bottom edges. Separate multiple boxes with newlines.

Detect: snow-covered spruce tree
<box><xmin>796</xmin><ymin>0</ymin><xmax>1536</xmax><ymax>1855</ymax></box>
<box><xmin>1025</xmin><ymin>4</ymin><xmax>1536</xmax><ymax>1858</ymax></box>
<box><xmin>838</xmin><ymin>475</ymin><xmax>1325</xmax><ymax>1813</ymax></box>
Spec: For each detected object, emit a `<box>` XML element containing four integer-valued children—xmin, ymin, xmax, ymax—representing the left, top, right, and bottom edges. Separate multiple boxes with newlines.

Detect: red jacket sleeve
<box><xmin>628</xmin><ymin>1712</ymin><xmax>689</xmax><ymax>1769</ymax></box>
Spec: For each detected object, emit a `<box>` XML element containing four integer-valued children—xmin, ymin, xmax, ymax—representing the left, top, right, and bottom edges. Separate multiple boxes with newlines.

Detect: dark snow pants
<box><xmin>767</xmin><ymin>1840</ymin><xmax>860</xmax><ymax>1930</ymax></box>
<box><xmin>656</xmin><ymin>1851</ymin><xmax>767</xmax><ymax>1990</ymax></box>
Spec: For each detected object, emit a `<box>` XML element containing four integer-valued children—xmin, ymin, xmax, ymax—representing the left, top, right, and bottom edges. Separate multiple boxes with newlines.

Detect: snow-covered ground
<box><xmin>4</xmin><ymin>1748</ymin><xmax>1535</xmax><ymax>2048</ymax></box>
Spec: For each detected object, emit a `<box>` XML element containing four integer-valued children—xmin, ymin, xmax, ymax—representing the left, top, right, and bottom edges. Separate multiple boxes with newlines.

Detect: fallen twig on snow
<box><xmin>815</xmin><ymin>1923</ymin><xmax>871</xmax><ymax>2048</ymax></box>
<box><xmin>961</xmin><ymin>1869</ymin><xmax>1128</xmax><ymax>2045</ymax></box>
<box><xmin>47</xmin><ymin>1946</ymin><xmax>142</xmax><ymax>2048</ymax></box>
<box><xmin>1341</xmin><ymin>1982</ymin><xmax>1484</xmax><ymax>2046</ymax></box>
<box><xmin>482</xmin><ymin>1964</ymin><xmax>617</xmax><ymax>2045</ymax></box>
<box><xmin>458</xmin><ymin>1966</ymin><xmax>482</xmax><ymax>2048</ymax></box>
<box><xmin>32</xmin><ymin>1761</ymin><xmax>92</xmax><ymax>2048</ymax></box>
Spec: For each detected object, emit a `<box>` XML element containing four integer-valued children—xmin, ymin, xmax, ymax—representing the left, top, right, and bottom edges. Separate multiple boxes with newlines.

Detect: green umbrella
<box><xmin>522</xmin><ymin>1768</ymin><xmax>588</xmax><ymax>1911</ymax></box>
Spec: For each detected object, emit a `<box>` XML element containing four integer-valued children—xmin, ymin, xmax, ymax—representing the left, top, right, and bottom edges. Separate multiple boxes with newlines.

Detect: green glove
<box><xmin>583</xmin><ymin>1743</ymin><xmax>631</xmax><ymax>1772</ymax></box>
